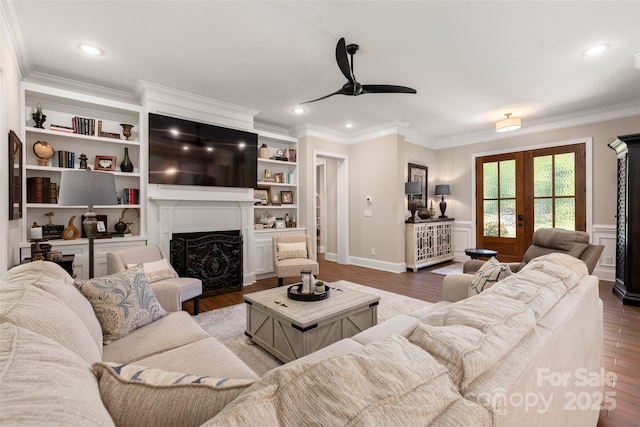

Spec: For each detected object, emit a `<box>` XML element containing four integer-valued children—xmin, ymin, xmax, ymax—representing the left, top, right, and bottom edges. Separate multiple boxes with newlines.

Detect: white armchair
<box><xmin>107</xmin><ymin>245</ymin><xmax>202</xmax><ymax>314</ymax></box>
<box><xmin>272</xmin><ymin>234</ymin><xmax>319</xmax><ymax>286</ymax></box>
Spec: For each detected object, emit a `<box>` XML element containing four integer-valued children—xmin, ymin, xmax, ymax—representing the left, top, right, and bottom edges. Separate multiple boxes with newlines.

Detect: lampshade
<box><xmin>496</xmin><ymin>113</ymin><xmax>521</xmax><ymax>132</ymax></box>
<box><xmin>58</xmin><ymin>169</ymin><xmax>118</xmax><ymax>207</ymax></box>
<box><xmin>434</xmin><ymin>184</ymin><xmax>451</xmax><ymax>196</ymax></box>
<box><xmin>405</xmin><ymin>181</ymin><xmax>421</xmax><ymax>195</ymax></box>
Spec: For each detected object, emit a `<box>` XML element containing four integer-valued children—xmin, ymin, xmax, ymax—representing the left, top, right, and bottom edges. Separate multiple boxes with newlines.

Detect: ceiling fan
<box><xmin>301</xmin><ymin>37</ymin><xmax>417</xmax><ymax>104</ymax></box>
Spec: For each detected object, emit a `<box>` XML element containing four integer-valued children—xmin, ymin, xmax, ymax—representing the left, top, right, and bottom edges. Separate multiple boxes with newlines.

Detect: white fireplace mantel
<box><xmin>147</xmin><ymin>188</ymin><xmax>257</xmax><ymax>285</ymax></box>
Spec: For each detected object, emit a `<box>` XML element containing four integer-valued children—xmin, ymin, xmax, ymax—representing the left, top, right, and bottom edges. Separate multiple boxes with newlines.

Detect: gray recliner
<box><xmin>463</xmin><ymin>228</ymin><xmax>604</xmax><ymax>275</ymax></box>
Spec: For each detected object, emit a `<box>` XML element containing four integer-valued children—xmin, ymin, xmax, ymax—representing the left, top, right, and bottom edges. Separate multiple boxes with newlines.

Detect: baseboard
<box><xmin>324</xmin><ymin>252</ymin><xmax>338</xmax><ymax>262</ymax></box>
<box><xmin>348</xmin><ymin>256</ymin><xmax>406</xmax><ymax>274</ymax></box>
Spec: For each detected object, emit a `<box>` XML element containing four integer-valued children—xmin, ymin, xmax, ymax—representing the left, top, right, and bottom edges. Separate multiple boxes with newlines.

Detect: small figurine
<box><xmin>44</xmin><ymin>211</ymin><xmax>55</xmax><ymax>226</ymax></box>
<box><xmin>32</xmin><ymin>102</ymin><xmax>47</xmax><ymax>128</ymax></box>
<box><xmin>79</xmin><ymin>153</ymin><xmax>88</xmax><ymax>170</ymax></box>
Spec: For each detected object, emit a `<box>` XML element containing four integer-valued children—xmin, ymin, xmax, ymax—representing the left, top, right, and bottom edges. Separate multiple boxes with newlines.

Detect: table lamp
<box><xmin>58</xmin><ymin>169</ymin><xmax>117</xmax><ymax>278</ymax></box>
<box><xmin>405</xmin><ymin>181</ymin><xmax>421</xmax><ymax>222</ymax></box>
<box><xmin>434</xmin><ymin>184</ymin><xmax>451</xmax><ymax>219</ymax></box>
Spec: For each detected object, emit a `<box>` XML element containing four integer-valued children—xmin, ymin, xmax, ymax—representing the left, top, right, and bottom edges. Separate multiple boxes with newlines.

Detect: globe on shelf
<box><xmin>33</xmin><ymin>140</ymin><xmax>54</xmax><ymax>166</ymax></box>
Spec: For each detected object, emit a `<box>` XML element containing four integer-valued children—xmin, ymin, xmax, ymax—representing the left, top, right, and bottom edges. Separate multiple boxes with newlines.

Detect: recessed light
<box><xmin>583</xmin><ymin>44</ymin><xmax>609</xmax><ymax>56</ymax></box>
<box><xmin>345</xmin><ymin>122</ymin><xmax>354</xmax><ymax>128</ymax></box>
<box><xmin>292</xmin><ymin>107</ymin><xmax>305</xmax><ymax>114</ymax></box>
<box><xmin>77</xmin><ymin>43</ymin><xmax>104</xmax><ymax>56</ymax></box>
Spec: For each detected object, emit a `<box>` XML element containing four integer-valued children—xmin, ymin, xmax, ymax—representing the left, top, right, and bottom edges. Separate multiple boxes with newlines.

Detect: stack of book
<box><xmin>73</xmin><ymin>116</ymin><xmax>95</xmax><ymax>135</ymax></box>
<box><xmin>57</xmin><ymin>150</ymin><xmax>75</xmax><ymax>168</ymax></box>
<box><xmin>26</xmin><ymin>177</ymin><xmax>51</xmax><ymax>203</ymax></box>
<box><xmin>122</xmin><ymin>188</ymin><xmax>139</xmax><ymax>205</ymax></box>
<box><xmin>274</xmin><ymin>172</ymin><xmax>295</xmax><ymax>184</ymax></box>
<box><xmin>50</xmin><ymin>124</ymin><xmax>74</xmax><ymax>133</ymax></box>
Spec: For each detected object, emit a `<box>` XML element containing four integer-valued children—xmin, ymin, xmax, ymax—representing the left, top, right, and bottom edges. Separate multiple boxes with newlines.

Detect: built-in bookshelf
<box><xmin>19</xmin><ymin>82</ymin><xmax>146</xmax><ymax>278</ymax></box>
<box><xmin>254</xmin><ymin>131</ymin><xmax>299</xmax><ymax>232</ymax></box>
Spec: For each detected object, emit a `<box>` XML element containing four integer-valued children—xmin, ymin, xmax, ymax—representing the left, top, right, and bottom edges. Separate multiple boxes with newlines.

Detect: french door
<box><xmin>475</xmin><ymin>144</ymin><xmax>586</xmax><ymax>262</ymax></box>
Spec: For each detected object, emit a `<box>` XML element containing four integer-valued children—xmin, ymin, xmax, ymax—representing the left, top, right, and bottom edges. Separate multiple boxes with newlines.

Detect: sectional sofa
<box><xmin>0</xmin><ymin>253</ymin><xmax>603</xmax><ymax>426</ymax></box>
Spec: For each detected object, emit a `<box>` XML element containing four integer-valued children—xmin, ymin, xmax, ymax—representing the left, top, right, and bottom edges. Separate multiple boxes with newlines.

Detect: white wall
<box><xmin>0</xmin><ymin>23</ymin><xmax>24</xmax><ymax>275</ymax></box>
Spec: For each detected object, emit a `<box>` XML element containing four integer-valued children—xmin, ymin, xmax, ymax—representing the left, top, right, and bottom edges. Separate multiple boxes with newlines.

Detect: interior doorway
<box><xmin>313</xmin><ymin>150</ymin><xmax>349</xmax><ymax>264</ymax></box>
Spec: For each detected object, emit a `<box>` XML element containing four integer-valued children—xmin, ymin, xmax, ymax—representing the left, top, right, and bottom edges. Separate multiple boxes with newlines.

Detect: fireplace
<box><xmin>170</xmin><ymin>230</ymin><xmax>243</xmax><ymax>296</ymax></box>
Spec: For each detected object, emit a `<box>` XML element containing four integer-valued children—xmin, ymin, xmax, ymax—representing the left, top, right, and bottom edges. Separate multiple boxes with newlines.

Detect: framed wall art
<box><xmin>8</xmin><ymin>130</ymin><xmax>23</xmax><ymax>220</ymax></box>
<box><xmin>408</xmin><ymin>163</ymin><xmax>428</xmax><ymax>208</ymax></box>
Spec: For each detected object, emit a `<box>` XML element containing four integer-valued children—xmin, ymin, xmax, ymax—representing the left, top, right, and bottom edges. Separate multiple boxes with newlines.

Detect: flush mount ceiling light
<box><xmin>292</xmin><ymin>107</ymin><xmax>305</xmax><ymax>114</ymax></box>
<box><xmin>496</xmin><ymin>113</ymin><xmax>521</xmax><ymax>132</ymax></box>
<box><xmin>345</xmin><ymin>122</ymin><xmax>354</xmax><ymax>128</ymax></box>
<box><xmin>77</xmin><ymin>43</ymin><xmax>104</xmax><ymax>56</ymax></box>
<box><xmin>583</xmin><ymin>44</ymin><xmax>609</xmax><ymax>56</ymax></box>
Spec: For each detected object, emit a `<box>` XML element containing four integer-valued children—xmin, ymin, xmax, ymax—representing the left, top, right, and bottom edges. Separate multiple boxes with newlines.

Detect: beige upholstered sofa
<box><xmin>1</xmin><ymin>253</ymin><xmax>603</xmax><ymax>426</ymax></box>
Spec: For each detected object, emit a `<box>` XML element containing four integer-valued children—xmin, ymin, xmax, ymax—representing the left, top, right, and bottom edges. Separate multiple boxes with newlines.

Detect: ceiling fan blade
<box><xmin>300</xmin><ymin>88</ymin><xmax>346</xmax><ymax>105</ymax></box>
<box><xmin>335</xmin><ymin>38</ymin><xmax>353</xmax><ymax>82</ymax></box>
<box><xmin>361</xmin><ymin>85</ymin><xmax>417</xmax><ymax>94</ymax></box>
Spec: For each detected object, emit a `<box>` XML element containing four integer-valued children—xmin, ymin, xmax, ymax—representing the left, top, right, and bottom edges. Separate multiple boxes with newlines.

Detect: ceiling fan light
<box><xmin>496</xmin><ymin>113</ymin><xmax>521</xmax><ymax>132</ymax></box>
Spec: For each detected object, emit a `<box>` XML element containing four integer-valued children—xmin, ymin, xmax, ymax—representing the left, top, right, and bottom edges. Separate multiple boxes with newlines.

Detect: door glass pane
<box><xmin>484</xmin><ymin>200</ymin><xmax>499</xmax><ymax>236</ymax></box>
<box><xmin>500</xmin><ymin>199</ymin><xmax>516</xmax><ymax>238</ymax></box>
<box><xmin>534</xmin><ymin>155</ymin><xmax>552</xmax><ymax>197</ymax></box>
<box><xmin>499</xmin><ymin>160</ymin><xmax>516</xmax><ymax>198</ymax></box>
<box><xmin>534</xmin><ymin>199</ymin><xmax>553</xmax><ymax>230</ymax></box>
<box><xmin>484</xmin><ymin>162</ymin><xmax>498</xmax><ymax>199</ymax></box>
<box><xmin>554</xmin><ymin>153</ymin><xmax>575</xmax><ymax>197</ymax></box>
<box><xmin>555</xmin><ymin>198</ymin><xmax>575</xmax><ymax>230</ymax></box>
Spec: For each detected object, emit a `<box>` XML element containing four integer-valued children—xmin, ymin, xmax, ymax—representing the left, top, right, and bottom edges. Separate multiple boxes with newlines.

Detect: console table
<box><xmin>405</xmin><ymin>219</ymin><xmax>454</xmax><ymax>271</ymax></box>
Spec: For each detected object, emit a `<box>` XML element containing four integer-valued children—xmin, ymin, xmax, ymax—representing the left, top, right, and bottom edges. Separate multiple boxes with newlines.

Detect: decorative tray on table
<box><xmin>287</xmin><ymin>283</ymin><xmax>330</xmax><ymax>301</ymax></box>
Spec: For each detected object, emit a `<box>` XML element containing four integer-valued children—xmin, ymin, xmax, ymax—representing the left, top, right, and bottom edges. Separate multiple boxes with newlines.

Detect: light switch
<box><xmin>364</xmin><ymin>209</ymin><xmax>372</xmax><ymax>217</ymax></box>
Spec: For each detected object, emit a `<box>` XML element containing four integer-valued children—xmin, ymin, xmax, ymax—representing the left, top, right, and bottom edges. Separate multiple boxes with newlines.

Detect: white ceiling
<box><xmin>5</xmin><ymin>1</ymin><xmax>640</xmax><ymax>147</ymax></box>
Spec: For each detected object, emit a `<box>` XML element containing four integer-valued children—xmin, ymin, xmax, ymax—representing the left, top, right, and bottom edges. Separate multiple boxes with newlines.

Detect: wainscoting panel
<box><xmin>592</xmin><ymin>224</ymin><xmax>616</xmax><ymax>281</ymax></box>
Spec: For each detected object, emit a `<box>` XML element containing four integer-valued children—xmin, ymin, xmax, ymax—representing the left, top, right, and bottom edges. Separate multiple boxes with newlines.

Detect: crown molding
<box><xmin>426</xmin><ymin>100</ymin><xmax>640</xmax><ymax>149</ymax></box>
<box><xmin>290</xmin><ymin>121</ymin><xmax>413</xmax><ymax>145</ymax></box>
<box><xmin>134</xmin><ymin>80</ymin><xmax>260</xmax><ymax>131</ymax></box>
<box><xmin>24</xmin><ymin>72</ymin><xmax>137</xmax><ymax>104</ymax></box>
<box><xmin>1</xmin><ymin>0</ymin><xmax>31</xmax><ymax>78</ymax></box>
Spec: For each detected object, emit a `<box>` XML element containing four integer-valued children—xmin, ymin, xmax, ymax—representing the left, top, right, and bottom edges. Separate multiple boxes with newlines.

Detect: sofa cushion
<box><xmin>2</xmin><ymin>261</ymin><xmax>103</xmax><ymax>350</ymax></box>
<box><xmin>0</xmin><ymin>278</ymin><xmax>102</xmax><ymax>364</ymax></box>
<box><xmin>0</xmin><ymin>323</ymin><xmax>114</xmax><ymax>426</ymax></box>
<box><xmin>75</xmin><ymin>265</ymin><xmax>167</xmax><ymax>343</ymax></box>
<box><xmin>276</xmin><ymin>241</ymin><xmax>308</xmax><ymax>260</ymax></box>
<box><xmin>468</xmin><ymin>257</ymin><xmax>512</xmax><ymax>297</ymax></box>
<box><xmin>204</xmin><ymin>335</ymin><xmax>466</xmax><ymax>426</ymax></box>
<box><xmin>93</xmin><ymin>362</ymin><xmax>254</xmax><ymax>427</ymax></box>
<box><xmin>102</xmin><ymin>311</ymin><xmax>209</xmax><ymax>363</ymax></box>
<box><xmin>126</xmin><ymin>259</ymin><xmax>178</xmax><ymax>283</ymax></box>
<box><xmin>410</xmin><ymin>294</ymin><xmax>536</xmax><ymax>390</ymax></box>
<box><xmin>135</xmin><ymin>337</ymin><xmax>258</xmax><ymax>379</ymax></box>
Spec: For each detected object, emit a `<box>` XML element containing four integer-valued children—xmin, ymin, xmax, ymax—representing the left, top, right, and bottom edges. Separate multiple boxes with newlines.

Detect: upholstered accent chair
<box><xmin>463</xmin><ymin>228</ymin><xmax>604</xmax><ymax>275</ymax></box>
<box><xmin>107</xmin><ymin>245</ymin><xmax>202</xmax><ymax>314</ymax></box>
<box><xmin>272</xmin><ymin>234</ymin><xmax>319</xmax><ymax>286</ymax></box>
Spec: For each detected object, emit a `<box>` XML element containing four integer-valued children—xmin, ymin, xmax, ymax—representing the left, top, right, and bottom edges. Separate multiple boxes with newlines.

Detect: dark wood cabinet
<box><xmin>609</xmin><ymin>133</ymin><xmax>640</xmax><ymax>306</ymax></box>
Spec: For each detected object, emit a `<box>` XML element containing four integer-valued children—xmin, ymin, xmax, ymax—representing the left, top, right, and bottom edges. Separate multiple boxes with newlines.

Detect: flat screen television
<box><xmin>148</xmin><ymin>113</ymin><xmax>257</xmax><ymax>188</ymax></box>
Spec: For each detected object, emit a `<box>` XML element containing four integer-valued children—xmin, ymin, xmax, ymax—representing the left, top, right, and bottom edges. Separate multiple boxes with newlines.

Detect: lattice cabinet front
<box><xmin>406</xmin><ymin>219</ymin><xmax>454</xmax><ymax>272</ymax></box>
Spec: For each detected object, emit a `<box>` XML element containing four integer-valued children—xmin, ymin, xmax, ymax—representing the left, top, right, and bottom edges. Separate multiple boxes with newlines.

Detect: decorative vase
<box><xmin>258</xmin><ymin>143</ymin><xmax>269</xmax><ymax>159</ymax></box>
<box><xmin>120</xmin><ymin>124</ymin><xmax>134</xmax><ymax>140</ymax></box>
<box><xmin>120</xmin><ymin>147</ymin><xmax>134</xmax><ymax>172</ymax></box>
<box><xmin>417</xmin><ymin>207</ymin><xmax>433</xmax><ymax>219</ymax></box>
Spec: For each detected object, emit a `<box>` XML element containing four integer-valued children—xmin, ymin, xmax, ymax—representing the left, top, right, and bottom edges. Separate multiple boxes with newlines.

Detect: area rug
<box><xmin>194</xmin><ymin>281</ymin><xmax>432</xmax><ymax>375</ymax></box>
<box><xmin>430</xmin><ymin>263</ymin><xmax>464</xmax><ymax>276</ymax></box>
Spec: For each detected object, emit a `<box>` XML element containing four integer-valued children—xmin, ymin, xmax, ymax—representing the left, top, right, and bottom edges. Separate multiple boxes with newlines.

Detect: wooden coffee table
<box><xmin>244</xmin><ymin>280</ymin><xmax>380</xmax><ymax>363</ymax></box>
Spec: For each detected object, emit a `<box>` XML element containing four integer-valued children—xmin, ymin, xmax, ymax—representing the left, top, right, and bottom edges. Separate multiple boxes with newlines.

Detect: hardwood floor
<box><xmin>185</xmin><ymin>255</ymin><xmax>640</xmax><ymax>427</ymax></box>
